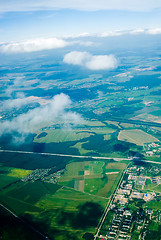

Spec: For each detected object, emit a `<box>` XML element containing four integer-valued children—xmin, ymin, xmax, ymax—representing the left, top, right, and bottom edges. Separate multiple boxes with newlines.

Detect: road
<box><xmin>0</xmin><ymin>149</ymin><xmax>161</xmax><ymax>165</ymax></box>
<box><xmin>102</xmin><ymin>116</ymin><xmax>161</xmax><ymax>128</ymax></box>
<box><xmin>0</xmin><ymin>149</ymin><xmax>130</xmax><ymax>161</ymax></box>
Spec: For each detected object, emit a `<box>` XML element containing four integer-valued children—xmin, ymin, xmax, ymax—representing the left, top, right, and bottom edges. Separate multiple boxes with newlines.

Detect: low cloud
<box><xmin>0</xmin><ymin>93</ymin><xmax>82</xmax><ymax>139</ymax></box>
<box><xmin>63</xmin><ymin>51</ymin><xmax>118</xmax><ymax>70</ymax></box>
<box><xmin>0</xmin><ymin>38</ymin><xmax>69</xmax><ymax>53</ymax></box>
<box><xmin>146</xmin><ymin>28</ymin><xmax>161</xmax><ymax>35</ymax></box>
<box><xmin>1</xmin><ymin>96</ymin><xmax>33</xmax><ymax>111</ymax></box>
<box><xmin>0</xmin><ymin>94</ymin><xmax>48</xmax><ymax>112</ymax></box>
<box><xmin>0</xmin><ymin>38</ymin><xmax>94</xmax><ymax>54</ymax></box>
<box><xmin>66</xmin><ymin>28</ymin><xmax>161</xmax><ymax>39</ymax></box>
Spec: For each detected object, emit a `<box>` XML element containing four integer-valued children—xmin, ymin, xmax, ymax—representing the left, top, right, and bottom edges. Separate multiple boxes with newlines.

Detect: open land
<box><xmin>1</xmin><ymin>45</ymin><xmax>161</xmax><ymax>239</ymax></box>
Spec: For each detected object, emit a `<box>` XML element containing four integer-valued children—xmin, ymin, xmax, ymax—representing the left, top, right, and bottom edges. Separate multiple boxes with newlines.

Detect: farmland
<box><xmin>1</xmin><ymin>32</ymin><xmax>161</xmax><ymax>240</ymax></box>
<box><xmin>59</xmin><ymin>161</ymin><xmax>127</xmax><ymax>197</ymax></box>
<box><xmin>118</xmin><ymin>129</ymin><xmax>159</xmax><ymax>146</ymax></box>
<box><xmin>0</xmin><ymin>157</ymin><xmax>128</xmax><ymax>240</ymax></box>
<box><xmin>0</xmin><ymin>174</ymin><xmax>107</xmax><ymax>239</ymax></box>
<box><xmin>34</xmin><ymin>129</ymin><xmax>93</xmax><ymax>143</ymax></box>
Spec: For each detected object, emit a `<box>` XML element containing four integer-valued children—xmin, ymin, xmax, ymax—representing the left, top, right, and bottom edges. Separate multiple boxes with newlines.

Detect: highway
<box><xmin>0</xmin><ymin>149</ymin><xmax>161</xmax><ymax>165</ymax></box>
<box><xmin>0</xmin><ymin>149</ymin><xmax>130</xmax><ymax>161</ymax></box>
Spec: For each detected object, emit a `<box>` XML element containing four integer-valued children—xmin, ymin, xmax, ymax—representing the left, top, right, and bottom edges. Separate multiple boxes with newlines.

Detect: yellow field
<box><xmin>118</xmin><ymin>129</ymin><xmax>159</xmax><ymax>146</ymax></box>
<box><xmin>8</xmin><ymin>168</ymin><xmax>32</xmax><ymax>178</ymax></box>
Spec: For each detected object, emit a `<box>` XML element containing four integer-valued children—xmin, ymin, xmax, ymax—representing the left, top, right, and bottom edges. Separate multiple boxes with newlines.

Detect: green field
<box><xmin>59</xmin><ymin>161</ymin><xmax>104</xmax><ymax>183</ymax></box>
<box><xmin>34</xmin><ymin>187</ymin><xmax>107</xmax><ymax>239</ymax></box>
<box><xmin>105</xmin><ymin>162</ymin><xmax>127</xmax><ymax>171</ymax></box>
<box><xmin>59</xmin><ymin>161</ymin><xmax>127</xmax><ymax>198</ymax></box>
<box><xmin>71</xmin><ymin>142</ymin><xmax>93</xmax><ymax>155</ymax></box>
<box><xmin>0</xmin><ymin>174</ymin><xmax>19</xmax><ymax>189</ymax></box>
<box><xmin>144</xmin><ymin>200</ymin><xmax>161</xmax><ymax>210</ymax></box>
<box><xmin>34</xmin><ymin>129</ymin><xmax>93</xmax><ymax>143</ymax></box>
<box><xmin>118</xmin><ymin>129</ymin><xmax>159</xmax><ymax>146</ymax></box>
<box><xmin>144</xmin><ymin>183</ymin><xmax>161</xmax><ymax>193</ymax></box>
<box><xmin>85</xmin><ymin>120</ymin><xmax>106</xmax><ymax>127</ymax></box>
<box><xmin>0</xmin><ymin>179</ymin><xmax>107</xmax><ymax>240</ymax></box>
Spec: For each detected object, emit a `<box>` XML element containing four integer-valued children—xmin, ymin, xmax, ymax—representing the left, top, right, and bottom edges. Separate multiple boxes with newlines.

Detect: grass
<box><xmin>0</xmin><ymin>174</ymin><xmax>19</xmax><ymax>189</ymax></box>
<box><xmin>97</xmin><ymin>172</ymin><xmax>121</xmax><ymax>198</ymax></box>
<box><xmin>105</xmin><ymin>162</ymin><xmax>127</xmax><ymax>170</ymax></box>
<box><xmin>84</xmin><ymin>178</ymin><xmax>105</xmax><ymax>195</ymax></box>
<box><xmin>104</xmin><ymin>120</ymin><xmax>120</xmax><ymax>128</ymax></box>
<box><xmin>1</xmin><ymin>181</ymin><xmax>61</xmax><ymax>205</ymax></box>
<box><xmin>0</xmin><ymin>177</ymin><xmax>107</xmax><ymax>240</ymax></box>
<box><xmin>36</xmin><ymin>187</ymin><xmax>106</xmax><ymax>210</ymax></box>
<box><xmin>85</xmin><ymin>121</ymin><xmax>106</xmax><ymax>127</ymax></box>
<box><xmin>59</xmin><ymin>161</ymin><xmax>124</xmax><ymax>198</ymax></box>
<box><xmin>144</xmin><ymin>200</ymin><xmax>161</xmax><ymax>210</ymax></box>
<box><xmin>144</xmin><ymin>183</ymin><xmax>161</xmax><ymax>193</ymax></box>
<box><xmin>104</xmin><ymin>135</ymin><xmax>111</xmax><ymax>140</ymax></box>
<box><xmin>0</xmin><ymin>159</ymin><xmax>125</xmax><ymax>240</ymax></box>
<box><xmin>33</xmin><ymin>187</ymin><xmax>107</xmax><ymax>239</ymax></box>
<box><xmin>71</xmin><ymin>142</ymin><xmax>93</xmax><ymax>155</ymax></box>
<box><xmin>120</xmin><ymin>123</ymin><xmax>135</xmax><ymax>128</ymax></box>
<box><xmin>89</xmin><ymin>127</ymin><xmax>116</xmax><ymax>134</ymax></box>
<box><xmin>34</xmin><ymin>129</ymin><xmax>93</xmax><ymax>143</ymax></box>
<box><xmin>118</xmin><ymin>129</ymin><xmax>159</xmax><ymax>146</ymax></box>
<box><xmin>59</xmin><ymin>161</ymin><xmax>105</xmax><ymax>183</ymax></box>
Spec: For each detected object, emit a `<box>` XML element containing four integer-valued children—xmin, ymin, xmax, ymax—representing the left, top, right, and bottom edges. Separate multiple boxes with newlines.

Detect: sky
<box><xmin>1</xmin><ymin>0</ymin><xmax>161</xmax><ymax>141</ymax></box>
<box><xmin>0</xmin><ymin>0</ymin><xmax>161</xmax><ymax>42</ymax></box>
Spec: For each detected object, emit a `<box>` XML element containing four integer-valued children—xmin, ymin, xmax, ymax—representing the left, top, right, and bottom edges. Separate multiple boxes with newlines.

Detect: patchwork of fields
<box><xmin>59</xmin><ymin>161</ymin><xmax>126</xmax><ymax>197</ymax></box>
<box><xmin>0</xmin><ymin>158</ymin><xmax>128</xmax><ymax>240</ymax></box>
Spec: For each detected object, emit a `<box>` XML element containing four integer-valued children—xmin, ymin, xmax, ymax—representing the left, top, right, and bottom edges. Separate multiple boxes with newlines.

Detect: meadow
<box><xmin>0</xmin><ymin>177</ymin><xmax>107</xmax><ymax>240</ymax></box>
<box><xmin>59</xmin><ymin>161</ymin><xmax>127</xmax><ymax>198</ymax></box>
<box><xmin>118</xmin><ymin>129</ymin><xmax>159</xmax><ymax>146</ymax></box>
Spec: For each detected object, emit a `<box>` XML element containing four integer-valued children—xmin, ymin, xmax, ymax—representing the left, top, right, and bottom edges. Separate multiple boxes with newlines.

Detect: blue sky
<box><xmin>0</xmin><ymin>0</ymin><xmax>161</xmax><ymax>42</ymax></box>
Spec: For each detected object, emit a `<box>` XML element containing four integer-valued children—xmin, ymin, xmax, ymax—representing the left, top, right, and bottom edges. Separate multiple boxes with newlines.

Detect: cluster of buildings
<box><xmin>22</xmin><ymin>168</ymin><xmax>51</xmax><ymax>182</ymax></box>
<box><xmin>105</xmin><ymin>209</ymin><xmax>132</xmax><ymax>240</ymax></box>
<box><xmin>21</xmin><ymin>168</ymin><xmax>65</xmax><ymax>184</ymax></box>
<box><xmin>144</xmin><ymin>142</ymin><xmax>161</xmax><ymax>156</ymax></box>
<box><xmin>43</xmin><ymin>169</ymin><xmax>65</xmax><ymax>184</ymax></box>
<box><xmin>113</xmin><ymin>166</ymin><xmax>157</xmax><ymax>206</ymax></box>
<box><xmin>98</xmin><ymin>164</ymin><xmax>161</xmax><ymax>240</ymax></box>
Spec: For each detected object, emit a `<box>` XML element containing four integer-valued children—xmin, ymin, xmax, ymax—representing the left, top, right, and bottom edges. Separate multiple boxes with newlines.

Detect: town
<box><xmin>98</xmin><ymin>163</ymin><xmax>161</xmax><ymax>240</ymax></box>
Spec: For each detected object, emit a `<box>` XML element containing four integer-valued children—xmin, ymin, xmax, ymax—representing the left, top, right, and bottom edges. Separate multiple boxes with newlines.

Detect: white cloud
<box><xmin>97</xmin><ymin>28</ymin><xmax>161</xmax><ymax>37</ymax></box>
<box><xmin>146</xmin><ymin>28</ymin><xmax>161</xmax><ymax>35</ymax></box>
<box><xmin>99</xmin><ymin>31</ymin><xmax>125</xmax><ymax>37</ymax></box>
<box><xmin>0</xmin><ymin>38</ymin><xmax>94</xmax><ymax>54</ymax></box>
<box><xmin>0</xmin><ymin>93</ymin><xmax>82</xmax><ymax>137</ymax></box>
<box><xmin>1</xmin><ymin>97</ymin><xmax>33</xmax><ymax>111</ymax></box>
<box><xmin>63</xmin><ymin>51</ymin><xmax>118</xmax><ymax>70</ymax></box>
<box><xmin>0</xmin><ymin>0</ymin><xmax>161</xmax><ymax>12</ymax></box>
<box><xmin>66</xmin><ymin>28</ymin><xmax>161</xmax><ymax>39</ymax></box>
<box><xmin>0</xmin><ymin>27</ymin><xmax>161</xmax><ymax>54</ymax></box>
<box><xmin>0</xmin><ymin>38</ymin><xmax>69</xmax><ymax>53</ymax></box>
<box><xmin>86</xmin><ymin>55</ymin><xmax>118</xmax><ymax>70</ymax></box>
<box><xmin>0</xmin><ymin>94</ymin><xmax>49</xmax><ymax>112</ymax></box>
<box><xmin>130</xmin><ymin>28</ymin><xmax>145</xmax><ymax>35</ymax></box>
